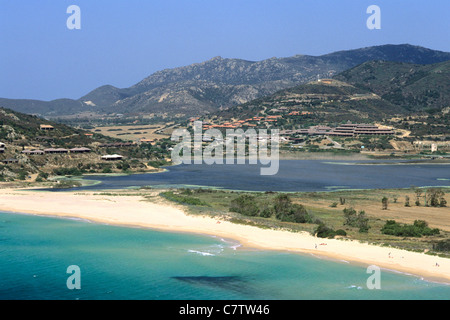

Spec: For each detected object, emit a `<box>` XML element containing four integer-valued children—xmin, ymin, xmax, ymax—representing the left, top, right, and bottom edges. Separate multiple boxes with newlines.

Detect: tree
<box><xmin>343</xmin><ymin>207</ymin><xmax>357</xmax><ymax>226</ymax></box>
<box><xmin>427</xmin><ymin>188</ymin><xmax>445</xmax><ymax>207</ymax></box>
<box><xmin>381</xmin><ymin>220</ymin><xmax>439</xmax><ymax>237</ymax></box>
<box><xmin>273</xmin><ymin>194</ymin><xmax>292</xmax><ymax>214</ymax></box>
<box><xmin>273</xmin><ymin>194</ymin><xmax>310</xmax><ymax>223</ymax></box>
<box><xmin>343</xmin><ymin>208</ymin><xmax>370</xmax><ymax>233</ymax></box>
<box><xmin>433</xmin><ymin>239</ymin><xmax>450</xmax><ymax>252</ymax></box>
<box><xmin>259</xmin><ymin>205</ymin><xmax>273</xmax><ymax>218</ymax></box>
<box><xmin>230</xmin><ymin>194</ymin><xmax>259</xmax><ymax>217</ymax></box>
<box><xmin>356</xmin><ymin>211</ymin><xmax>370</xmax><ymax>233</ymax></box>
<box><xmin>382</xmin><ymin>197</ymin><xmax>388</xmax><ymax>210</ymax></box>
<box><xmin>415</xmin><ymin>188</ymin><xmax>423</xmax><ymax>206</ymax></box>
<box><xmin>404</xmin><ymin>195</ymin><xmax>410</xmax><ymax>207</ymax></box>
<box><xmin>288</xmin><ymin>204</ymin><xmax>311</xmax><ymax>223</ymax></box>
<box><xmin>315</xmin><ymin>224</ymin><xmax>336</xmax><ymax>239</ymax></box>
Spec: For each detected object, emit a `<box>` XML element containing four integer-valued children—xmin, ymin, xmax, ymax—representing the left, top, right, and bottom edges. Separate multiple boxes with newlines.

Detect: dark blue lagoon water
<box><xmin>1</xmin><ymin>212</ymin><xmax>449</xmax><ymax>300</ymax></box>
<box><xmin>72</xmin><ymin>160</ymin><xmax>450</xmax><ymax>192</ymax></box>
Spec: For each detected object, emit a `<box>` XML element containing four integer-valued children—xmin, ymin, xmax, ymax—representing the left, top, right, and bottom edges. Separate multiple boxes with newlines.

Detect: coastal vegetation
<box><xmin>314</xmin><ymin>224</ymin><xmax>347</xmax><ymax>239</ymax></box>
<box><xmin>160</xmin><ymin>190</ymin><xmax>209</xmax><ymax>207</ymax></box>
<box><xmin>230</xmin><ymin>193</ymin><xmax>313</xmax><ymax>223</ymax></box>
<box><xmin>156</xmin><ymin>186</ymin><xmax>450</xmax><ymax>257</ymax></box>
<box><xmin>343</xmin><ymin>207</ymin><xmax>370</xmax><ymax>233</ymax></box>
<box><xmin>381</xmin><ymin>220</ymin><xmax>440</xmax><ymax>237</ymax></box>
<box><xmin>433</xmin><ymin>239</ymin><xmax>450</xmax><ymax>253</ymax></box>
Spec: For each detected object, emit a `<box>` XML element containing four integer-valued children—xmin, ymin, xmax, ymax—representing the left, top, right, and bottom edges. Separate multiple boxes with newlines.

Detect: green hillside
<box><xmin>0</xmin><ymin>108</ymin><xmax>171</xmax><ymax>183</ymax></box>
<box><xmin>335</xmin><ymin>60</ymin><xmax>450</xmax><ymax>112</ymax></box>
<box><xmin>0</xmin><ymin>108</ymin><xmax>95</xmax><ymax>143</ymax></box>
<box><xmin>214</xmin><ymin>79</ymin><xmax>407</xmax><ymax>124</ymax></box>
<box><xmin>212</xmin><ymin>59</ymin><xmax>450</xmax><ymax>128</ymax></box>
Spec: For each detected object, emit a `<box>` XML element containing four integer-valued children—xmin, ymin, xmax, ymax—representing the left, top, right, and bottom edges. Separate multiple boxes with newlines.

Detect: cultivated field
<box><xmin>91</xmin><ymin>123</ymin><xmax>174</xmax><ymax>142</ymax></box>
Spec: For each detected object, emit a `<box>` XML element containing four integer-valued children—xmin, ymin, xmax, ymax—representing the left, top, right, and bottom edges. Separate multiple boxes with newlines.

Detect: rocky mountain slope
<box><xmin>1</xmin><ymin>44</ymin><xmax>449</xmax><ymax>118</ymax></box>
<box><xmin>213</xmin><ymin>60</ymin><xmax>450</xmax><ymax>124</ymax></box>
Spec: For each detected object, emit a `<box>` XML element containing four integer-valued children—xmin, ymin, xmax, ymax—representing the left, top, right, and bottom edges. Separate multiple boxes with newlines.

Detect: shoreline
<box><xmin>0</xmin><ymin>188</ymin><xmax>449</xmax><ymax>284</ymax></box>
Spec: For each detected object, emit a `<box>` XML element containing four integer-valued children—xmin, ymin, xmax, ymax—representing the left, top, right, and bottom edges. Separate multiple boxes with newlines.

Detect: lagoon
<box><xmin>73</xmin><ymin>160</ymin><xmax>450</xmax><ymax>192</ymax></box>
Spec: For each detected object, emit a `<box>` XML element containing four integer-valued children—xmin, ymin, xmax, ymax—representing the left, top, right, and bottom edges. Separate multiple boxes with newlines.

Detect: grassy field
<box><xmin>91</xmin><ymin>123</ymin><xmax>173</xmax><ymax>142</ymax></box>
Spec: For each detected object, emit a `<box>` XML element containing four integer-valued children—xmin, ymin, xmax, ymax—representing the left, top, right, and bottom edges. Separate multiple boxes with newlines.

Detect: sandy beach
<box><xmin>0</xmin><ymin>188</ymin><xmax>449</xmax><ymax>284</ymax></box>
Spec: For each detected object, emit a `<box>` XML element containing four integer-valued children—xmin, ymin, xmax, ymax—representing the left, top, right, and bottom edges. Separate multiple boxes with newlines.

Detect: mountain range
<box><xmin>0</xmin><ymin>44</ymin><xmax>449</xmax><ymax>119</ymax></box>
<box><xmin>214</xmin><ymin>59</ymin><xmax>450</xmax><ymax>124</ymax></box>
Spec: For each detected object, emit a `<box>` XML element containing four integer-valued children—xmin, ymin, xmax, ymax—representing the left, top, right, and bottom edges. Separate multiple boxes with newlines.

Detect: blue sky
<box><xmin>0</xmin><ymin>0</ymin><xmax>448</xmax><ymax>101</ymax></box>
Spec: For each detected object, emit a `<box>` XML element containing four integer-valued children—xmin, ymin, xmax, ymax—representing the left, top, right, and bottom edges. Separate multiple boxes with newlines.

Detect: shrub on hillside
<box><xmin>273</xmin><ymin>194</ymin><xmax>311</xmax><ymax>223</ymax></box>
<box><xmin>230</xmin><ymin>194</ymin><xmax>259</xmax><ymax>217</ymax></box>
<box><xmin>381</xmin><ymin>220</ymin><xmax>439</xmax><ymax>237</ymax></box>
<box><xmin>433</xmin><ymin>239</ymin><xmax>450</xmax><ymax>252</ymax></box>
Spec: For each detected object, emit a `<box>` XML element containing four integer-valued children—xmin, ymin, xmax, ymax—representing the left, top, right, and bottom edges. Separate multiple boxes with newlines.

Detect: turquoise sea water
<box><xmin>1</xmin><ymin>212</ymin><xmax>449</xmax><ymax>300</ymax></box>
